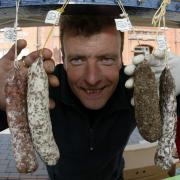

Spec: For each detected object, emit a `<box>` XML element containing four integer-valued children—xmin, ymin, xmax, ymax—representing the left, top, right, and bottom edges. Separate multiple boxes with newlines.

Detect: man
<box><xmin>47</xmin><ymin>15</ymin><xmax>135</xmax><ymax>180</ymax></box>
<box><xmin>0</xmin><ymin>15</ymin><xmax>179</xmax><ymax>180</ymax></box>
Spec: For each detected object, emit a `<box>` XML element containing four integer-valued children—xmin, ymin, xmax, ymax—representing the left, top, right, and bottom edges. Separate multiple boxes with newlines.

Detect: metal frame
<box><xmin>0</xmin><ymin>0</ymin><xmax>180</xmax><ymax>12</ymax></box>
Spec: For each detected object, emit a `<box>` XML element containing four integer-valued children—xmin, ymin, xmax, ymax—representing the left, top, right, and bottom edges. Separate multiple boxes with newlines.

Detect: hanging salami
<box><xmin>154</xmin><ymin>67</ymin><xmax>177</xmax><ymax>170</ymax></box>
<box><xmin>133</xmin><ymin>60</ymin><xmax>162</xmax><ymax>142</ymax></box>
<box><xmin>5</xmin><ymin>68</ymin><xmax>38</xmax><ymax>173</ymax></box>
<box><xmin>27</xmin><ymin>57</ymin><xmax>60</xmax><ymax>165</ymax></box>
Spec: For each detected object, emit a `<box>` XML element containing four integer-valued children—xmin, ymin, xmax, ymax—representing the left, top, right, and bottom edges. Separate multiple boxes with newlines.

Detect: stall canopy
<box><xmin>0</xmin><ymin>0</ymin><xmax>179</xmax><ymax>28</ymax></box>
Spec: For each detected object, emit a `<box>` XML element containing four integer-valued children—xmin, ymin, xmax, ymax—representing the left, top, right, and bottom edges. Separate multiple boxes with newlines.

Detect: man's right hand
<box><xmin>0</xmin><ymin>39</ymin><xmax>59</xmax><ymax>110</ymax></box>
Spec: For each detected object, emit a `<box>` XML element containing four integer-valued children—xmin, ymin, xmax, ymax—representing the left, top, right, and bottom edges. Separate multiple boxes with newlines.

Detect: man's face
<box><xmin>63</xmin><ymin>26</ymin><xmax>122</xmax><ymax>110</ymax></box>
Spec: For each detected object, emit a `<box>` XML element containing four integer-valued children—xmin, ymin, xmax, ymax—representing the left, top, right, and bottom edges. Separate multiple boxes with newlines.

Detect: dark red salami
<box><xmin>5</xmin><ymin>69</ymin><xmax>38</xmax><ymax>173</ymax></box>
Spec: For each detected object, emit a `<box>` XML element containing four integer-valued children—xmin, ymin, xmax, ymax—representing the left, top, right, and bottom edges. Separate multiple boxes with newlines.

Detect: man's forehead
<box><xmin>63</xmin><ymin>26</ymin><xmax>121</xmax><ymax>42</ymax></box>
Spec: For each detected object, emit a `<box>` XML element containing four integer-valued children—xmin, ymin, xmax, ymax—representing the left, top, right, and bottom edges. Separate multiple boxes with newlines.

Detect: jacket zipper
<box><xmin>89</xmin><ymin>128</ymin><xmax>94</xmax><ymax>151</ymax></box>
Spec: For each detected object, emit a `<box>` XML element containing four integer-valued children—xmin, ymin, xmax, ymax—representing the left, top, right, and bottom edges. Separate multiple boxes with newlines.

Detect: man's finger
<box><xmin>132</xmin><ymin>54</ymin><xmax>144</xmax><ymax>65</ymax></box>
<box><xmin>125</xmin><ymin>78</ymin><xmax>134</xmax><ymax>89</ymax></box>
<box><xmin>152</xmin><ymin>49</ymin><xmax>165</xmax><ymax>59</ymax></box>
<box><xmin>44</xmin><ymin>59</ymin><xmax>55</xmax><ymax>74</ymax></box>
<box><xmin>3</xmin><ymin>39</ymin><xmax>27</xmax><ymax>61</ymax></box>
<box><xmin>49</xmin><ymin>98</ymin><xmax>56</xmax><ymax>109</ymax></box>
<box><xmin>48</xmin><ymin>75</ymin><xmax>60</xmax><ymax>87</ymax></box>
<box><xmin>124</xmin><ymin>64</ymin><xmax>136</xmax><ymax>76</ymax></box>
<box><xmin>22</xmin><ymin>48</ymin><xmax>53</xmax><ymax>67</ymax></box>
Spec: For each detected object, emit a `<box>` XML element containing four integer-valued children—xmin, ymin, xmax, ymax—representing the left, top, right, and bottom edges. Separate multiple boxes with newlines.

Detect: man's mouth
<box><xmin>86</xmin><ymin>89</ymin><xmax>102</xmax><ymax>94</ymax></box>
<box><xmin>81</xmin><ymin>87</ymin><xmax>105</xmax><ymax>95</ymax></box>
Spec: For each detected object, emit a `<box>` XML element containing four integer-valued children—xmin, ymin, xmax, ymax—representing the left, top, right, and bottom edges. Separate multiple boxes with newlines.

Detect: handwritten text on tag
<box><xmin>115</xmin><ymin>18</ymin><xmax>133</xmax><ymax>32</ymax></box>
<box><xmin>45</xmin><ymin>10</ymin><xmax>61</xmax><ymax>25</ymax></box>
<box><xmin>4</xmin><ymin>28</ymin><xmax>17</xmax><ymax>42</ymax></box>
<box><xmin>157</xmin><ymin>35</ymin><xmax>167</xmax><ymax>50</ymax></box>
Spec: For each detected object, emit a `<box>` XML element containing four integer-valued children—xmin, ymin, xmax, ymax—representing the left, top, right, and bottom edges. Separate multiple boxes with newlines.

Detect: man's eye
<box><xmin>101</xmin><ymin>58</ymin><xmax>115</xmax><ymax>65</ymax></box>
<box><xmin>70</xmin><ymin>59</ymin><xmax>83</xmax><ymax>65</ymax></box>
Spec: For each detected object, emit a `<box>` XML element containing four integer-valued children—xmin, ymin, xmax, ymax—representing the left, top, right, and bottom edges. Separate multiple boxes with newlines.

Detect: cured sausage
<box><xmin>27</xmin><ymin>57</ymin><xmax>60</xmax><ymax>165</ymax></box>
<box><xmin>134</xmin><ymin>60</ymin><xmax>162</xmax><ymax>142</ymax></box>
<box><xmin>5</xmin><ymin>69</ymin><xmax>38</xmax><ymax>173</ymax></box>
<box><xmin>154</xmin><ymin>67</ymin><xmax>177</xmax><ymax>170</ymax></box>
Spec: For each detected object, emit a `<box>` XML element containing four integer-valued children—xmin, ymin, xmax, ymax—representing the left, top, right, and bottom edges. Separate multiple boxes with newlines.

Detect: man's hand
<box><xmin>124</xmin><ymin>50</ymin><xmax>180</xmax><ymax>105</ymax></box>
<box><xmin>0</xmin><ymin>39</ymin><xmax>59</xmax><ymax>110</ymax></box>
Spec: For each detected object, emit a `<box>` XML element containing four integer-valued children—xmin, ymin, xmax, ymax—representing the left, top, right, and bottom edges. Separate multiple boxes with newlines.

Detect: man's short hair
<box><xmin>60</xmin><ymin>15</ymin><xmax>124</xmax><ymax>57</ymax></box>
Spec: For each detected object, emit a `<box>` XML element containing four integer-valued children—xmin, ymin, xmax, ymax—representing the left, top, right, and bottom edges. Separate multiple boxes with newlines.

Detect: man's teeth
<box><xmin>86</xmin><ymin>89</ymin><xmax>102</xmax><ymax>94</ymax></box>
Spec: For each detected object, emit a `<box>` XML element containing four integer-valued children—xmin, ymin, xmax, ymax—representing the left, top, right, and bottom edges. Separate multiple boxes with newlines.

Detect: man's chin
<box><xmin>81</xmin><ymin>101</ymin><xmax>106</xmax><ymax>110</ymax></box>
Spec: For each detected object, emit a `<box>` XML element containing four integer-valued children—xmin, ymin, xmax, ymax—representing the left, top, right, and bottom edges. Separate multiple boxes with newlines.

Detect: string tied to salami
<box><xmin>114</xmin><ymin>0</ymin><xmax>133</xmax><ymax>33</ymax></box>
<box><xmin>13</xmin><ymin>0</ymin><xmax>20</xmax><ymax>70</ymax></box>
<box><xmin>39</xmin><ymin>0</ymin><xmax>70</xmax><ymax>57</ymax></box>
<box><xmin>152</xmin><ymin>0</ymin><xmax>171</xmax><ymax>29</ymax></box>
<box><xmin>152</xmin><ymin>0</ymin><xmax>170</xmax><ymax>53</ymax></box>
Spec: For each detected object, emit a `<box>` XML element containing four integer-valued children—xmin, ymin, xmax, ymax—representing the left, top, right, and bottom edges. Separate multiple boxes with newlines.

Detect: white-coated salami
<box><xmin>154</xmin><ymin>67</ymin><xmax>177</xmax><ymax>170</ymax></box>
<box><xmin>27</xmin><ymin>57</ymin><xmax>60</xmax><ymax>165</ymax></box>
<box><xmin>5</xmin><ymin>69</ymin><xmax>38</xmax><ymax>173</ymax></box>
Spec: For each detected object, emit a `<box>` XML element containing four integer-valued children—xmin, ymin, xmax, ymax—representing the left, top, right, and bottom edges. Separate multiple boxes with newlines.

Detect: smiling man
<box><xmin>46</xmin><ymin>15</ymin><xmax>135</xmax><ymax>180</ymax></box>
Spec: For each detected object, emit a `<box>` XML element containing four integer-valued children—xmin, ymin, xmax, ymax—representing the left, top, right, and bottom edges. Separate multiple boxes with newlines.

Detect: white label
<box><xmin>157</xmin><ymin>35</ymin><xmax>167</xmax><ymax>50</ymax></box>
<box><xmin>115</xmin><ymin>18</ymin><xmax>133</xmax><ymax>32</ymax></box>
<box><xmin>45</xmin><ymin>10</ymin><xmax>61</xmax><ymax>25</ymax></box>
<box><xmin>3</xmin><ymin>28</ymin><xmax>16</xmax><ymax>42</ymax></box>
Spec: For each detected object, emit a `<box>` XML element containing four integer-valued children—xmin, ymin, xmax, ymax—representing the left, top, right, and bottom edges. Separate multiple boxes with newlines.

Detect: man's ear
<box><xmin>61</xmin><ymin>48</ymin><xmax>67</xmax><ymax>71</ymax></box>
<box><xmin>119</xmin><ymin>56</ymin><xmax>122</xmax><ymax>70</ymax></box>
<box><xmin>60</xmin><ymin>48</ymin><xmax>65</xmax><ymax>62</ymax></box>
<box><xmin>62</xmin><ymin>56</ymin><xmax>68</xmax><ymax>71</ymax></box>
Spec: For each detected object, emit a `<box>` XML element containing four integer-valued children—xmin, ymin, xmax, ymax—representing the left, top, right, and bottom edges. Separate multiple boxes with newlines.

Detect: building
<box><xmin>123</xmin><ymin>26</ymin><xmax>180</xmax><ymax>64</ymax></box>
<box><xmin>0</xmin><ymin>26</ymin><xmax>179</xmax><ymax>64</ymax></box>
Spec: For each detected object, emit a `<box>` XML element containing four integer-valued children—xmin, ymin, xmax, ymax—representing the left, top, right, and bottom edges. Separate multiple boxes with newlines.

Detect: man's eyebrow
<box><xmin>66</xmin><ymin>54</ymin><xmax>86</xmax><ymax>59</ymax></box>
<box><xmin>66</xmin><ymin>53</ymin><xmax>119</xmax><ymax>59</ymax></box>
<box><xmin>96</xmin><ymin>54</ymin><xmax>119</xmax><ymax>59</ymax></box>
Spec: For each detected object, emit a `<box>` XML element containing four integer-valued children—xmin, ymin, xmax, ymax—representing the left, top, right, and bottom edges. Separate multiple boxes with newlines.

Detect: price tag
<box><xmin>157</xmin><ymin>35</ymin><xmax>167</xmax><ymax>50</ymax></box>
<box><xmin>115</xmin><ymin>18</ymin><xmax>133</xmax><ymax>32</ymax></box>
<box><xmin>3</xmin><ymin>28</ymin><xmax>17</xmax><ymax>42</ymax></box>
<box><xmin>45</xmin><ymin>10</ymin><xmax>61</xmax><ymax>25</ymax></box>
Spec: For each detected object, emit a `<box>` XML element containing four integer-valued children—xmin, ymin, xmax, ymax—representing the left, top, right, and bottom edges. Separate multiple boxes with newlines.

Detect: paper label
<box><xmin>45</xmin><ymin>10</ymin><xmax>61</xmax><ymax>25</ymax></box>
<box><xmin>3</xmin><ymin>28</ymin><xmax>16</xmax><ymax>42</ymax></box>
<box><xmin>157</xmin><ymin>35</ymin><xmax>167</xmax><ymax>50</ymax></box>
<box><xmin>115</xmin><ymin>18</ymin><xmax>133</xmax><ymax>32</ymax></box>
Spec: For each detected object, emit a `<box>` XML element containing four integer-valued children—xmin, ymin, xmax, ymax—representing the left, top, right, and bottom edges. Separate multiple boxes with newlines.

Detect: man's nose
<box><xmin>85</xmin><ymin>62</ymin><xmax>101</xmax><ymax>86</ymax></box>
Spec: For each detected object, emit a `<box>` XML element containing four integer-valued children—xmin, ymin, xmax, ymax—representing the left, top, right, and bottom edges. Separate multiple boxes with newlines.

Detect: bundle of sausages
<box><xmin>134</xmin><ymin>60</ymin><xmax>177</xmax><ymax>170</ymax></box>
<box><xmin>5</xmin><ymin>57</ymin><xmax>60</xmax><ymax>173</ymax></box>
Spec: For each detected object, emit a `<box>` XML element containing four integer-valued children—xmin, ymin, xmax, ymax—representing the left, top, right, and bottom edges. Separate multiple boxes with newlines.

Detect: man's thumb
<box><xmin>3</xmin><ymin>39</ymin><xmax>27</xmax><ymax>61</ymax></box>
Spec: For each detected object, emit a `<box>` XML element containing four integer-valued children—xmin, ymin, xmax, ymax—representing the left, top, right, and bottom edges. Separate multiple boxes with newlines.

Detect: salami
<box><xmin>5</xmin><ymin>69</ymin><xmax>38</xmax><ymax>173</ymax></box>
<box><xmin>134</xmin><ymin>60</ymin><xmax>162</xmax><ymax>142</ymax></box>
<box><xmin>154</xmin><ymin>67</ymin><xmax>177</xmax><ymax>170</ymax></box>
<box><xmin>27</xmin><ymin>57</ymin><xmax>60</xmax><ymax>165</ymax></box>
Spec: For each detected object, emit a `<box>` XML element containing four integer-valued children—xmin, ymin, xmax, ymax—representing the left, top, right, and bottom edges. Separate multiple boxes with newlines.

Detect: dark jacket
<box><xmin>47</xmin><ymin>64</ymin><xmax>136</xmax><ymax>180</ymax></box>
